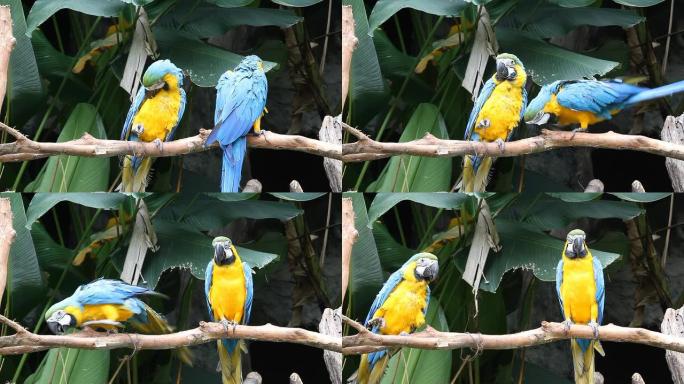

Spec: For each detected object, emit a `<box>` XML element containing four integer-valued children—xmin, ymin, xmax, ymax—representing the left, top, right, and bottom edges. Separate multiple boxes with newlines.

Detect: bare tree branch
<box><xmin>0</xmin><ymin>317</ymin><xmax>342</xmax><ymax>355</ymax></box>
<box><xmin>342</xmin><ymin>123</ymin><xmax>684</xmax><ymax>163</ymax></box>
<box><xmin>341</xmin><ymin>197</ymin><xmax>357</xmax><ymax>304</ymax></box>
<box><xmin>0</xmin><ymin>121</ymin><xmax>342</xmax><ymax>163</ymax></box>
<box><xmin>341</xmin><ymin>316</ymin><xmax>684</xmax><ymax>355</ymax></box>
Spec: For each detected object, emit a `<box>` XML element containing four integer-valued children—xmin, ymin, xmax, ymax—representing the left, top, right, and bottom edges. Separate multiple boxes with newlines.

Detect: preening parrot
<box><xmin>556</xmin><ymin>229</ymin><xmax>605</xmax><ymax>384</ymax></box>
<box><xmin>460</xmin><ymin>53</ymin><xmax>528</xmax><ymax>192</ymax></box>
<box><xmin>205</xmin><ymin>236</ymin><xmax>254</xmax><ymax>384</ymax></box>
<box><xmin>353</xmin><ymin>253</ymin><xmax>439</xmax><ymax>384</ymax></box>
<box><xmin>120</xmin><ymin>59</ymin><xmax>186</xmax><ymax>192</ymax></box>
<box><xmin>525</xmin><ymin>78</ymin><xmax>684</xmax><ymax>131</ymax></box>
<box><xmin>45</xmin><ymin>278</ymin><xmax>192</xmax><ymax>365</ymax></box>
<box><xmin>208</xmin><ymin>55</ymin><xmax>268</xmax><ymax>192</ymax></box>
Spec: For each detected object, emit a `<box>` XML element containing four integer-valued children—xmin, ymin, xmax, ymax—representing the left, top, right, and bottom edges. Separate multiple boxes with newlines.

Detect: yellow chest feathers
<box><xmin>209</xmin><ymin>260</ymin><xmax>247</xmax><ymax>323</ymax></box>
<box><xmin>560</xmin><ymin>254</ymin><xmax>597</xmax><ymax>324</ymax></box>
<box><xmin>133</xmin><ymin>73</ymin><xmax>182</xmax><ymax>143</ymax></box>
<box><xmin>374</xmin><ymin>263</ymin><xmax>429</xmax><ymax>335</ymax></box>
<box><xmin>474</xmin><ymin>72</ymin><xmax>527</xmax><ymax>142</ymax></box>
<box><xmin>66</xmin><ymin>304</ymin><xmax>135</xmax><ymax>327</ymax></box>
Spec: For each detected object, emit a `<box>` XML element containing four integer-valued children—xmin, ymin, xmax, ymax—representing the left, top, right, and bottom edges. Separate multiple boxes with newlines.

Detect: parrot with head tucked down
<box><xmin>460</xmin><ymin>53</ymin><xmax>528</xmax><ymax>192</ymax></box>
<box><xmin>205</xmin><ymin>237</ymin><xmax>254</xmax><ymax>384</ymax></box>
<box><xmin>208</xmin><ymin>55</ymin><xmax>268</xmax><ymax>192</ymax></box>
<box><xmin>120</xmin><ymin>59</ymin><xmax>186</xmax><ymax>192</ymax></box>
<box><xmin>556</xmin><ymin>229</ymin><xmax>605</xmax><ymax>384</ymax></box>
<box><xmin>525</xmin><ymin>78</ymin><xmax>684</xmax><ymax>131</ymax></box>
<box><xmin>45</xmin><ymin>279</ymin><xmax>192</xmax><ymax>365</ymax></box>
<box><xmin>352</xmin><ymin>253</ymin><xmax>439</xmax><ymax>384</ymax></box>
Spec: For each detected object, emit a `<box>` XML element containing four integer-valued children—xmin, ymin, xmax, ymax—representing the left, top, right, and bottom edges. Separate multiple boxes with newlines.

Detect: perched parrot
<box><xmin>353</xmin><ymin>253</ymin><xmax>439</xmax><ymax>384</ymax></box>
<box><xmin>525</xmin><ymin>78</ymin><xmax>684</xmax><ymax>131</ymax></box>
<box><xmin>460</xmin><ymin>53</ymin><xmax>528</xmax><ymax>192</ymax></box>
<box><xmin>45</xmin><ymin>278</ymin><xmax>192</xmax><ymax>365</ymax></box>
<box><xmin>120</xmin><ymin>59</ymin><xmax>186</xmax><ymax>192</ymax></box>
<box><xmin>556</xmin><ymin>229</ymin><xmax>605</xmax><ymax>384</ymax></box>
<box><xmin>205</xmin><ymin>236</ymin><xmax>254</xmax><ymax>384</ymax></box>
<box><xmin>207</xmin><ymin>55</ymin><xmax>268</xmax><ymax>192</ymax></box>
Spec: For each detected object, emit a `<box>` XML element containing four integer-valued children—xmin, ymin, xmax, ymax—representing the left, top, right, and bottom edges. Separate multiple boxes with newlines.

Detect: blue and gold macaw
<box><xmin>45</xmin><ymin>278</ymin><xmax>192</xmax><ymax>365</ymax></box>
<box><xmin>208</xmin><ymin>55</ymin><xmax>268</xmax><ymax>192</ymax></box>
<box><xmin>120</xmin><ymin>59</ymin><xmax>186</xmax><ymax>192</ymax></box>
<box><xmin>460</xmin><ymin>53</ymin><xmax>528</xmax><ymax>192</ymax></box>
<box><xmin>354</xmin><ymin>253</ymin><xmax>439</xmax><ymax>384</ymax></box>
<box><xmin>556</xmin><ymin>229</ymin><xmax>605</xmax><ymax>384</ymax></box>
<box><xmin>205</xmin><ymin>236</ymin><xmax>254</xmax><ymax>384</ymax></box>
<box><xmin>525</xmin><ymin>78</ymin><xmax>684</xmax><ymax>131</ymax></box>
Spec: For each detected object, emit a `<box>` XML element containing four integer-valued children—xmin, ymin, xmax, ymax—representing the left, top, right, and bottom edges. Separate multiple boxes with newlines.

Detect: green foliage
<box><xmin>367</xmin><ymin>104</ymin><xmax>453</xmax><ymax>192</ymax></box>
<box><xmin>24</xmin><ymin>349</ymin><xmax>110</xmax><ymax>384</ymax></box>
<box><xmin>343</xmin><ymin>193</ymin><xmax>656</xmax><ymax>383</ymax></box>
<box><xmin>26</xmin><ymin>104</ymin><xmax>111</xmax><ymax>192</ymax></box>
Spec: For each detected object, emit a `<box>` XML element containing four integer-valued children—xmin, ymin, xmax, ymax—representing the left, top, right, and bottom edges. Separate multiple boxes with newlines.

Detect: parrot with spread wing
<box><xmin>460</xmin><ymin>53</ymin><xmax>528</xmax><ymax>192</ymax></box>
<box><xmin>525</xmin><ymin>78</ymin><xmax>684</xmax><ymax>131</ymax></box>
<box><xmin>45</xmin><ymin>278</ymin><xmax>192</xmax><ymax>365</ymax></box>
<box><xmin>556</xmin><ymin>229</ymin><xmax>605</xmax><ymax>384</ymax></box>
<box><xmin>120</xmin><ymin>59</ymin><xmax>186</xmax><ymax>192</ymax></box>
<box><xmin>208</xmin><ymin>55</ymin><xmax>268</xmax><ymax>192</ymax></box>
<box><xmin>352</xmin><ymin>253</ymin><xmax>439</xmax><ymax>384</ymax></box>
<box><xmin>205</xmin><ymin>236</ymin><xmax>254</xmax><ymax>384</ymax></box>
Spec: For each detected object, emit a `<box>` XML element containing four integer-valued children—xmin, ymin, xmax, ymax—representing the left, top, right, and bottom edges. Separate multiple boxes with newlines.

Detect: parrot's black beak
<box><xmin>495</xmin><ymin>60</ymin><xmax>516</xmax><ymax>81</ymax></box>
<box><xmin>527</xmin><ymin>111</ymin><xmax>551</xmax><ymax>125</ymax></box>
<box><xmin>144</xmin><ymin>81</ymin><xmax>166</xmax><ymax>98</ymax></box>
<box><xmin>214</xmin><ymin>244</ymin><xmax>235</xmax><ymax>265</ymax></box>
<box><xmin>573</xmin><ymin>237</ymin><xmax>587</xmax><ymax>257</ymax></box>
<box><xmin>46</xmin><ymin>311</ymin><xmax>75</xmax><ymax>334</ymax></box>
<box><xmin>416</xmin><ymin>259</ymin><xmax>439</xmax><ymax>282</ymax></box>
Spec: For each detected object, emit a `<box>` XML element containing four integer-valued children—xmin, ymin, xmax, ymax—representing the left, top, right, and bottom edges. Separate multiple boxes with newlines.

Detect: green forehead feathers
<box><xmin>567</xmin><ymin>229</ymin><xmax>586</xmax><ymax>237</ymax></box>
<box><xmin>212</xmin><ymin>236</ymin><xmax>231</xmax><ymax>246</ymax></box>
<box><xmin>496</xmin><ymin>53</ymin><xmax>523</xmax><ymax>68</ymax></box>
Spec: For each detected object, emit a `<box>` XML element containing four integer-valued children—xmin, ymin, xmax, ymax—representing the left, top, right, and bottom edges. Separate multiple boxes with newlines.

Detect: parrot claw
<box><xmin>249</xmin><ymin>129</ymin><xmax>265</xmax><ymax>137</ymax></box>
<box><xmin>495</xmin><ymin>138</ymin><xmax>506</xmax><ymax>153</ymax></box>
<box><xmin>220</xmin><ymin>319</ymin><xmax>238</xmax><ymax>335</ymax></box>
<box><xmin>561</xmin><ymin>320</ymin><xmax>573</xmax><ymax>332</ymax></box>
<box><xmin>152</xmin><ymin>138</ymin><xmax>163</xmax><ymax>152</ymax></box>
<box><xmin>132</xmin><ymin>124</ymin><xmax>144</xmax><ymax>136</ymax></box>
<box><xmin>588</xmin><ymin>321</ymin><xmax>600</xmax><ymax>339</ymax></box>
<box><xmin>570</xmin><ymin>127</ymin><xmax>586</xmax><ymax>140</ymax></box>
<box><xmin>399</xmin><ymin>331</ymin><xmax>410</xmax><ymax>336</ymax></box>
<box><xmin>366</xmin><ymin>317</ymin><xmax>385</xmax><ymax>331</ymax></box>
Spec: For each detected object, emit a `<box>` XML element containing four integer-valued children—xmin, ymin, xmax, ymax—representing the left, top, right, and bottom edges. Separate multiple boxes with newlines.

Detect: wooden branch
<box><xmin>342</xmin><ymin>125</ymin><xmax>684</xmax><ymax>163</ymax></box>
<box><xmin>0</xmin><ymin>198</ymin><xmax>16</xmax><ymax>305</ymax></box>
<box><xmin>0</xmin><ymin>5</ymin><xmax>15</xmax><ymax>113</ymax></box>
<box><xmin>0</xmin><ymin>122</ymin><xmax>342</xmax><ymax>163</ymax></box>
<box><xmin>341</xmin><ymin>5</ymin><xmax>357</xmax><ymax>111</ymax></box>
<box><xmin>342</xmin><ymin>316</ymin><xmax>684</xmax><ymax>355</ymax></box>
<box><xmin>662</xmin><ymin>114</ymin><xmax>684</xmax><ymax>192</ymax></box>
<box><xmin>341</xmin><ymin>197</ymin><xmax>357</xmax><ymax>303</ymax></box>
<box><xmin>0</xmin><ymin>316</ymin><xmax>342</xmax><ymax>355</ymax></box>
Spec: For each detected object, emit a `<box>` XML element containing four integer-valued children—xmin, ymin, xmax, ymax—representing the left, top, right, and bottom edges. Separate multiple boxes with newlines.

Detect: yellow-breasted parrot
<box><xmin>205</xmin><ymin>236</ymin><xmax>254</xmax><ymax>384</ymax></box>
<box><xmin>460</xmin><ymin>53</ymin><xmax>528</xmax><ymax>192</ymax></box>
<box><xmin>45</xmin><ymin>278</ymin><xmax>192</xmax><ymax>365</ymax></box>
<box><xmin>556</xmin><ymin>229</ymin><xmax>605</xmax><ymax>384</ymax></box>
<box><xmin>525</xmin><ymin>78</ymin><xmax>684</xmax><ymax>131</ymax></box>
<box><xmin>207</xmin><ymin>55</ymin><xmax>268</xmax><ymax>192</ymax></box>
<box><xmin>120</xmin><ymin>59</ymin><xmax>186</xmax><ymax>192</ymax></box>
<box><xmin>353</xmin><ymin>253</ymin><xmax>439</xmax><ymax>384</ymax></box>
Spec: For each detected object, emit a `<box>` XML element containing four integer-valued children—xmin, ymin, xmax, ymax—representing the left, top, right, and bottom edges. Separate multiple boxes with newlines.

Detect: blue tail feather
<box><xmin>625</xmin><ymin>80</ymin><xmax>684</xmax><ymax>105</ymax></box>
<box><xmin>220</xmin><ymin>137</ymin><xmax>247</xmax><ymax>192</ymax></box>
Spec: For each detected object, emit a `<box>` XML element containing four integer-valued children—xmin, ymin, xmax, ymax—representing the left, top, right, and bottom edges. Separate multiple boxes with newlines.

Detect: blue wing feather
<box><xmin>556</xmin><ymin>80</ymin><xmax>644</xmax><ymax>119</ymax></box>
<box><xmin>205</xmin><ymin>260</ymin><xmax>215</xmax><ymax>321</ymax></box>
<box><xmin>73</xmin><ymin>279</ymin><xmax>153</xmax><ymax>316</ymax></box>
<box><xmin>121</xmin><ymin>87</ymin><xmax>146</xmax><ymax>141</ymax></box>
<box><xmin>593</xmin><ymin>257</ymin><xmax>605</xmax><ymax>325</ymax></box>
<box><xmin>555</xmin><ymin>259</ymin><xmax>564</xmax><ymax>318</ymax></box>
<box><xmin>464</xmin><ymin>78</ymin><xmax>497</xmax><ymax>141</ymax></box>
<box><xmin>242</xmin><ymin>261</ymin><xmax>253</xmax><ymax>326</ymax></box>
